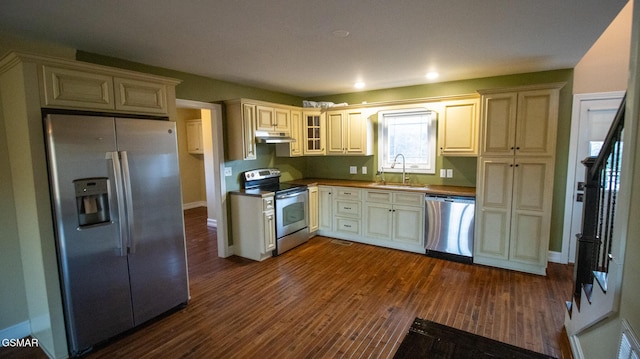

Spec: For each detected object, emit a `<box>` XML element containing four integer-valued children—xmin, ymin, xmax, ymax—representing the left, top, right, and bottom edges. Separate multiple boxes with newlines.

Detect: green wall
<box><xmin>77</xmin><ymin>51</ymin><xmax>572</xmax><ymax>253</ymax></box>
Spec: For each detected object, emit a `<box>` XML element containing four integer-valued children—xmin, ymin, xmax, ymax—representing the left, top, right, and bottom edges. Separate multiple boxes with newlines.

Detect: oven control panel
<box><xmin>243</xmin><ymin>168</ymin><xmax>281</xmax><ymax>181</ymax></box>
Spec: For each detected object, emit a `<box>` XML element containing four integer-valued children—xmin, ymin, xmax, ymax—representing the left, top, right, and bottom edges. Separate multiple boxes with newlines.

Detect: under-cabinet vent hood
<box><xmin>255</xmin><ymin>131</ymin><xmax>296</xmax><ymax>144</ymax></box>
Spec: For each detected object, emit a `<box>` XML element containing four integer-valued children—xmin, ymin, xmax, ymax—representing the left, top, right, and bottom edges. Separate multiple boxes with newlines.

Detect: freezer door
<box><xmin>45</xmin><ymin>114</ymin><xmax>134</xmax><ymax>354</ymax></box>
<box><xmin>115</xmin><ymin>118</ymin><xmax>189</xmax><ymax>325</ymax></box>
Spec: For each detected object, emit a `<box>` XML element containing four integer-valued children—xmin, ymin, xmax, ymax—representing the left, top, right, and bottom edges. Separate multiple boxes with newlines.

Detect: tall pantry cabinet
<box><xmin>474</xmin><ymin>84</ymin><xmax>563</xmax><ymax>275</ymax></box>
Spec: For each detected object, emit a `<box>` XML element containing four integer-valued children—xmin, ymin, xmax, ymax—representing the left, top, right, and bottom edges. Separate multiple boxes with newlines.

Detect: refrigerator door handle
<box><xmin>120</xmin><ymin>151</ymin><xmax>136</xmax><ymax>254</ymax></box>
<box><xmin>109</xmin><ymin>151</ymin><xmax>128</xmax><ymax>257</ymax></box>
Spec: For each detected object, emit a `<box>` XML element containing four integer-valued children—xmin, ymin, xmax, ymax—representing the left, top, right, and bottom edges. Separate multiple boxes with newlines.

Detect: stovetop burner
<box><xmin>242</xmin><ymin>168</ymin><xmax>306</xmax><ymax>196</ymax></box>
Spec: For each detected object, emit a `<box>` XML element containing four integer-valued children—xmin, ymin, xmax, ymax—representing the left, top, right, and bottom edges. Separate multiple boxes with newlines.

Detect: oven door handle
<box><xmin>276</xmin><ymin>190</ymin><xmax>307</xmax><ymax>199</ymax></box>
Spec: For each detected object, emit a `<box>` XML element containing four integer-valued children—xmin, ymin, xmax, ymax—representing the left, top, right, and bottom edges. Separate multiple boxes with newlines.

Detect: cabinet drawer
<box><xmin>335</xmin><ymin>187</ymin><xmax>361</xmax><ymax>200</ymax></box>
<box><xmin>334</xmin><ymin>200</ymin><xmax>361</xmax><ymax>217</ymax></box>
<box><xmin>263</xmin><ymin>196</ymin><xmax>275</xmax><ymax>211</ymax></box>
<box><xmin>334</xmin><ymin>217</ymin><xmax>360</xmax><ymax>235</ymax></box>
<box><xmin>365</xmin><ymin>190</ymin><xmax>392</xmax><ymax>203</ymax></box>
<box><xmin>393</xmin><ymin>192</ymin><xmax>424</xmax><ymax>206</ymax></box>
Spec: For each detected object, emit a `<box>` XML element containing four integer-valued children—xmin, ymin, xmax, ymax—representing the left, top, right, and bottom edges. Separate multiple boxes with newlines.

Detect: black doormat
<box><xmin>394</xmin><ymin>318</ymin><xmax>557</xmax><ymax>359</ymax></box>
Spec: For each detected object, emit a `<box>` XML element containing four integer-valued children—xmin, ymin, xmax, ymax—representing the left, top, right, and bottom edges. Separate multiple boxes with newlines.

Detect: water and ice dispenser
<box><xmin>74</xmin><ymin>178</ymin><xmax>110</xmax><ymax>227</ymax></box>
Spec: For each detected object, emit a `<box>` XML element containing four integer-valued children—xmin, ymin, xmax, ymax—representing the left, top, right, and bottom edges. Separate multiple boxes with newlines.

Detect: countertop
<box><xmin>286</xmin><ymin>178</ymin><xmax>476</xmax><ymax>197</ymax></box>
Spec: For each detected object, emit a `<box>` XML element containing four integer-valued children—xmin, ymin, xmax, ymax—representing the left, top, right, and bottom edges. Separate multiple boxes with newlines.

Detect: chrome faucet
<box><xmin>391</xmin><ymin>153</ymin><xmax>407</xmax><ymax>185</ymax></box>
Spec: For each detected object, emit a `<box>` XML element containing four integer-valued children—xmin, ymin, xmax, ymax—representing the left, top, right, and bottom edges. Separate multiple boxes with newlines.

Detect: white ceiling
<box><xmin>0</xmin><ymin>0</ymin><xmax>628</xmax><ymax>97</ymax></box>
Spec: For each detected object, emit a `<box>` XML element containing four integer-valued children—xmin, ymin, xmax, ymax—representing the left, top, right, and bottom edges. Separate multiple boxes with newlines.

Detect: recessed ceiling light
<box><xmin>354</xmin><ymin>81</ymin><xmax>365</xmax><ymax>89</ymax></box>
<box><xmin>332</xmin><ymin>29</ymin><xmax>350</xmax><ymax>38</ymax></box>
<box><xmin>426</xmin><ymin>71</ymin><xmax>439</xmax><ymax>80</ymax></box>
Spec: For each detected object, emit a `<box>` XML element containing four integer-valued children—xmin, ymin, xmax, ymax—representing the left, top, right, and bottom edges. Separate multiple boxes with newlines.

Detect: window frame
<box><xmin>377</xmin><ymin>108</ymin><xmax>438</xmax><ymax>175</ymax></box>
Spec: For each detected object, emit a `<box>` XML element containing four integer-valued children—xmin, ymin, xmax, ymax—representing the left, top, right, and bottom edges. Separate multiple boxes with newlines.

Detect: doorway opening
<box><xmin>561</xmin><ymin>91</ymin><xmax>624</xmax><ymax>263</ymax></box>
<box><xmin>176</xmin><ymin>99</ymin><xmax>229</xmax><ymax>258</ymax></box>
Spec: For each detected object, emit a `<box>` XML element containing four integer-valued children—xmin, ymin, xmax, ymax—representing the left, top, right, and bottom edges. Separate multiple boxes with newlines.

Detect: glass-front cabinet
<box><xmin>303</xmin><ymin>110</ymin><xmax>325</xmax><ymax>155</ymax></box>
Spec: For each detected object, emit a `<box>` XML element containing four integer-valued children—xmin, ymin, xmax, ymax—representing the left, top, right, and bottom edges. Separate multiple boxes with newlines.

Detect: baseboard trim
<box><xmin>548</xmin><ymin>250</ymin><xmax>564</xmax><ymax>264</ymax></box>
<box><xmin>568</xmin><ymin>333</ymin><xmax>585</xmax><ymax>359</ymax></box>
<box><xmin>207</xmin><ymin>218</ymin><xmax>217</xmax><ymax>227</ymax></box>
<box><xmin>183</xmin><ymin>201</ymin><xmax>206</xmax><ymax>210</ymax></box>
<box><xmin>0</xmin><ymin>321</ymin><xmax>30</xmax><ymax>340</ymax></box>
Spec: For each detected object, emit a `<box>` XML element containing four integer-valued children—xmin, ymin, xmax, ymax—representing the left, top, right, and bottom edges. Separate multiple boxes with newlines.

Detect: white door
<box><xmin>563</xmin><ymin>92</ymin><xmax>624</xmax><ymax>263</ymax></box>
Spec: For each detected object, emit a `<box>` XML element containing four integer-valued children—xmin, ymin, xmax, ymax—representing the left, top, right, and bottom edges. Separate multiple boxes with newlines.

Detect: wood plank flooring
<box><xmin>1</xmin><ymin>207</ymin><xmax>574</xmax><ymax>358</ymax></box>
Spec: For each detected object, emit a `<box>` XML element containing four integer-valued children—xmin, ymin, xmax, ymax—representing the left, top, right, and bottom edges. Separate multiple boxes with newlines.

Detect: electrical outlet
<box><xmin>447</xmin><ymin>169</ymin><xmax>453</xmax><ymax>178</ymax></box>
<box><xmin>440</xmin><ymin>169</ymin><xmax>446</xmax><ymax>178</ymax></box>
<box><xmin>361</xmin><ymin>166</ymin><xmax>367</xmax><ymax>174</ymax></box>
<box><xmin>349</xmin><ymin>166</ymin><xmax>357</xmax><ymax>174</ymax></box>
<box><xmin>224</xmin><ymin>167</ymin><xmax>232</xmax><ymax>176</ymax></box>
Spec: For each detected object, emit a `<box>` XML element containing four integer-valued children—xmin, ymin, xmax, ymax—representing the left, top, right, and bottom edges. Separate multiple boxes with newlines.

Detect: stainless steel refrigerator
<box><xmin>44</xmin><ymin>114</ymin><xmax>189</xmax><ymax>355</ymax></box>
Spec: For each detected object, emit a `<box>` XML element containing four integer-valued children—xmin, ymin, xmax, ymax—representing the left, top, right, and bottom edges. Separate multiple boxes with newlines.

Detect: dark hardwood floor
<box><xmin>1</xmin><ymin>207</ymin><xmax>574</xmax><ymax>358</ymax></box>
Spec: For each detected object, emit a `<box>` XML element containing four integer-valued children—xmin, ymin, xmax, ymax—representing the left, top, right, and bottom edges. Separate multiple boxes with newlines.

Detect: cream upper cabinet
<box><xmin>225</xmin><ymin>100</ymin><xmax>257</xmax><ymax>160</ymax></box>
<box><xmin>41</xmin><ymin>65</ymin><xmax>171</xmax><ymax>115</ymax></box>
<box><xmin>256</xmin><ymin>105</ymin><xmax>290</xmax><ymax>133</ymax></box>
<box><xmin>113</xmin><ymin>77</ymin><xmax>168</xmax><ymax>114</ymax></box>
<box><xmin>480</xmin><ymin>87</ymin><xmax>560</xmax><ymax>157</ymax></box>
<box><xmin>42</xmin><ymin>66</ymin><xmax>114</xmax><ymax>110</ymax></box>
<box><xmin>438</xmin><ymin>97</ymin><xmax>480</xmax><ymax>156</ymax></box>
<box><xmin>275</xmin><ymin>109</ymin><xmax>303</xmax><ymax>157</ymax></box>
<box><xmin>303</xmin><ymin>110</ymin><xmax>326</xmax><ymax>155</ymax></box>
<box><xmin>289</xmin><ymin>110</ymin><xmax>303</xmax><ymax>156</ymax></box>
<box><xmin>326</xmin><ymin>109</ymin><xmax>373</xmax><ymax>155</ymax></box>
<box><xmin>186</xmin><ymin>119</ymin><xmax>204</xmax><ymax>154</ymax></box>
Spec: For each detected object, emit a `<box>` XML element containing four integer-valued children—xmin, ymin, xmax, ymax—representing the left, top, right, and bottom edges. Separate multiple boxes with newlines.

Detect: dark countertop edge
<box><xmin>285</xmin><ymin>178</ymin><xmax>476</xmax><ymax>198</ymax></box>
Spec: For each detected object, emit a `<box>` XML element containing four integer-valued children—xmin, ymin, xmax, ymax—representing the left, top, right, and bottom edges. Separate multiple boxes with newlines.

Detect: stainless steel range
<box><xmin>242</xmin><ymin>169</ymin><xmax>309</xmax><ymax>255</ymax></box>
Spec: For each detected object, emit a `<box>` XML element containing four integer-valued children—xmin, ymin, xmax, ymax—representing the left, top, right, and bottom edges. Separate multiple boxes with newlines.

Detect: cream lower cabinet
<box><xmin>308</xmin><ymin>185</ymin><xmax>319</xmax><ymax>233</ymax></box>
<box><xmin>318</xmin><ymin>186</ymin><xmax>333</xmax><ymax>232</ymax></box>
<box><xmin>474</xmin><ymin>157</ymin><xmax>554</xmax><ymax>275</ymax></box>
<box><xmin>333</xmin><ymin>187</ymin><xmax>362</xmax><ymax>236</ymax></box>
<box><xmin>318</xmin><ymin>185</ymin><xmax>363</xmax><ymax>239</ymax></box>
<box><xmin>364</xmin><ymin>190</ymin><xmax>424</xmax><ymax>252</ymax></box>
<box><xmin>317</xmin><ymin>186</ymin><xmax>425</xmax><ymax>254</ymax></box>
<box><xmin>231</xmin><ymin>193</ymin><xmax>275</xmax><ymax>261</ymax></box>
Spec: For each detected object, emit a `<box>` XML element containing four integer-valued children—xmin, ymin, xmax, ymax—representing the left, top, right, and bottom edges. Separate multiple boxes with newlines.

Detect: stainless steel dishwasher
<box><xmin>424</xmin><ymin>195</ymin><xmax>475</xmax><ymax>264</ymax></box>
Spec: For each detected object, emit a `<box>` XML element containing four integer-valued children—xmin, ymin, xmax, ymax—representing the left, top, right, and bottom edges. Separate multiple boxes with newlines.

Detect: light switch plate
<box><xmin>440</xmin><ymin>169</ymin><xmax>446</xmax><ymax>178</ymax></box>
<box><xmin>349</xmin><ymin>166</ymin><xmax>357</xmax><ymax>174</ymax></box>
<box><xmin>224</xmin><ymin>167</ymin><xmax>232</xmax><ymax>176</ymax></box>
<box><xmin>447</xmin><ymin>169</ymin><xmax>453</xmax><ymax>178</ymax></box>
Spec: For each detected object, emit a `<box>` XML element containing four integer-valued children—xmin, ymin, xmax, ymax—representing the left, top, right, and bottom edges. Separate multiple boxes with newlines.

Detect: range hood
<box><xmin>255</xmin><ymin>130</ymin><xmax>296</xmax><ymax>144</ymax></box>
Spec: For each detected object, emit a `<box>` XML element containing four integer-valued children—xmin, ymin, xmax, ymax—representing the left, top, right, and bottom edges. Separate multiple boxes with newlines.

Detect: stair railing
<box><xmin>573</xmin><ymin>93</ymin><xmax>626</xmax><ymax>299</ymax></box>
